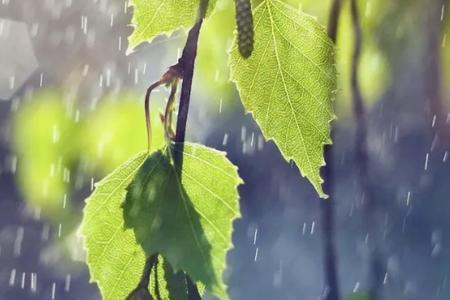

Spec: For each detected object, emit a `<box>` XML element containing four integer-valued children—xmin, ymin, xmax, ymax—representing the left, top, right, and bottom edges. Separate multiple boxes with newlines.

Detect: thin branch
<box><xmin>172</xmin><ymin>1</ymin><xmax>209</xmax><ymax>299</ymax></box>
<box><xmin>327</xmin><ymin>0</ymin><xmax>342</xmax><ymax>43</ymax></box>
<box><xmin>349</xmin><ymin>1</ymin><xmax>384</xmax><ymax>299</ymax></box>
<box><xmin>320</xmin><ymin>0</ymin><xmax>342</xmax><ymax>300</ymax></box>
<box><xmin>145</xmin><ymin>80</ymin><xmax>164</xmax><ymax>152</ymax></box>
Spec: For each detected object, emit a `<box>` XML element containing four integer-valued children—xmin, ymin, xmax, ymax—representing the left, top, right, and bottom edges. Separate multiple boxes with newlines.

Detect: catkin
<box><xmin>235</xmin><ymin>0</ymin><xmax>254</xmax><ymax>59</ymax></box>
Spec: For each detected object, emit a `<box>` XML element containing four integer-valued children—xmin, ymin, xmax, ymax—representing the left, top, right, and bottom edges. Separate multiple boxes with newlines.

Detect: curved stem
<box><xmin>164</xmin><ymin>79</ymin><xmax>179</xmax><ymax>141</ymax></box>
<box><xmin>145</xmin><ymin>80</ymin><xmax>163</xmax><ymax>152</ymax></box>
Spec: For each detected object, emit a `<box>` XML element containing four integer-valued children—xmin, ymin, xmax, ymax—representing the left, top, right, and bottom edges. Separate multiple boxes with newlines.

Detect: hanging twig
<box><xmin>320</xmin><ymin>0</ymin><xmax>342</xmax><ymax>300</ymax></box>
<box><xmin>349</xmin><ymin>1</ymin><xmax>384</xmax><ymax>299</ymax></box>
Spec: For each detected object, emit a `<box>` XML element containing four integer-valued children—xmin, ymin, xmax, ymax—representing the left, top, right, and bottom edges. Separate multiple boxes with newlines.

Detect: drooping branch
<box><xmin>320</xmin><ymin>0</ymin><xmax>342</xmax><ymax>300</ymax></box>
<box><xmin>349</xmin><ymin>1</ymin><xmax>384</xmax><ymax>299</ymax></box>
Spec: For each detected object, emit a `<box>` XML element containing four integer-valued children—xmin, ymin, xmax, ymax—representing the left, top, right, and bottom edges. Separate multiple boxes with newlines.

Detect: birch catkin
<box><xmin>235</xmin><ymin>0</ymin><xmax>254</xmax><ymax>58</ymax></box>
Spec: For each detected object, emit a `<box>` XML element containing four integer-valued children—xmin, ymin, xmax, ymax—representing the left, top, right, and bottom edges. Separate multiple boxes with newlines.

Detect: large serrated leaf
<box><xmin>128</xmin><ymin>0</ymin><xmax>217</xmax><ymax>52</ymax></box>
<box><xmin>230</xmin><ymin>0</ymin><xmax>337</xmax><ymax>198</ymax></box>
<box><xmin>123</xmin><ymin>143</ymin><xmax>243</xmax><ymax>300</ymax></box>
<box><xmin>82</xmin><ymin>153</ymin><xmax>194</xmax><ymax>300</ymax></box>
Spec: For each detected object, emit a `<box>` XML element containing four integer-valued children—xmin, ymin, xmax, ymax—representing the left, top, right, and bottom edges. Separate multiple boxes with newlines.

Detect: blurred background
<box><xmin>0</xmin><ymin>0</ymin><xmax>450</xmax><ymax>299</ymax></box>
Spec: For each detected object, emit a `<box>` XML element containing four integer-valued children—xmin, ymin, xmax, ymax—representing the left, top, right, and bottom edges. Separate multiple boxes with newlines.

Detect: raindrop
<box><xmin>106</xmin><ymin>69</ymin><xmax>111</xmax><ymax>87</ymax></box>
<box><xmin>406</xmin><ymin>191</ymin><xmax>411</xmax><ymax>206</ymax></box>
<box><xmin>9</xmin><ymin>75</ymin><xmax>15</xmax><ymax>90</ymax></box>
<box><xmin>13</xmin><ymin>226</ymin><xmax>24</xmax><ymax>257</ymax></box>
<box><xmin>352</xmin><ymin>281</ymin><xmax>360</xmax><ymax>293</ymax></box>
<box><xmin>302</xmin><ymin>222</ymin><xmax>307</xmax><ymax>235</ymax></box>
<box><xmin>10</xmin><ymin>155</ymin><xmax>17</xmax><ymax>173</ymax></box>
<box><xmin>75</xmin><ymin>109</ymin><xmax>80</xmax><ymax>123</ymax></box>
<box><xmin>110</xmin><ymin>13</ymin><xmax>114</xmax><ymax>27</ymax></box>
<box><xmin>424</xmin><ymin>153</ymin><xmax>429</xmax><ymax>171</ymax></box>
<box><xmin>63</xmin><ymin>194</ymin><xmax>67</xmax><ymax>209</ymax></box>
<box><xmin>257</xmin><ymin>135</ymin><xmax>264</xmax><ymax>150</ymax></box>
<box><xmin>41</xmin><ymin>224</ymin><xmax>50</xmax><ymax>241</ymax></box>
<box><xmin>253</xmin><ymin>227</ymin><xmax>258</xmax><ymax>245</ymax></box>
<box><xmin>254</xmin><ymin>247</ymin><xmax>259</xmax><ymax>261</ymax></box>
<box><xmin>82</xmin><ymin>64</ymin><xmax>89</xmax><ymax>77</ymax></box>
<box><xmin>30</xmin><ymin>272</ymin><xmax>37</xmax><ymax>293</ymax></box>
<box><xmin>222</xmin><ymin>133</ymin><xmax>228</xmax><ymax>146</ymax></box>
<box><xmin>214</xmin><ymin>70</ymin><xmax>220</xmax><ymax>82</ymax></box>
<box><xmin>241</xmin><ymin>126</ymin><xmax>247</xmax><ymax>141</ymax></box>
<box><xmin>64</xmin><ymin>274</ymin><xmax>71</xmax><ymax>292</ymax></box>
<box><xmin>30</xmin><ymin>23</ymin><xmax>39</xmax><ymax>37</ymax></box>
<box><xmin>383</xmin><ymin>272</ymin><xmax>388</xmax><ymax>284</ymax></box>
<box><xmin>21</xmin><ymin>272</ymin><xmax>26</xmax><ymax>289</ymax></box>
<box><xmin>134</xmin><ymin>68</ymin><xmax>139</xmax><ymax>85</ymax></box>
<box><xmin>51</xmin><ymin>282</ymin><xmax>56</xmax><ymax>299</ymax></box>
<box><xmin>9</xmin><ymin>269</ymin><xmax>16</xmax><ymax>286</ymax></box>
<box><xmin>52</xmin><ymin>125</ymin><xmax>60</xmax><ymax>143</ymax></box>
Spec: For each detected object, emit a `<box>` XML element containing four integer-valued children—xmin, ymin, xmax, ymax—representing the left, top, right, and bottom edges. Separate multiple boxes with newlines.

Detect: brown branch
<box><xmin>172</xmin><ymin>1</ymin><xmax>209</xmax><ymax>299</ymax></box>
<box><xmin>139</xmin><ymin>1</ymin><xmax>208</xmax><ymax>299</ymax></box>
<box><xmin>320</xmin><ymin>0</ymin><xmax>342</xmax><ymax>300</ymax></box>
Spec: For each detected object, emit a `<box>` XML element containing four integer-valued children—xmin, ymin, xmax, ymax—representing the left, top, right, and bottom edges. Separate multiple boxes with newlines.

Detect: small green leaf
<box><xmin>82</xmin><ymin>154</ymin><xmax>192</xmax><ymax>300</ymax></box>
<box><xmin>230</xmin><ymin>0</ymin><xmax>337</xmax><ymax>197</ymax></box>
<box><xmin>123</xmin><ymin>143</ymin><xmax>242</xmax><ymax>300</ymax></box>
<box><xmin>128</xmin><ymin>0</ymin><xmax>217</xmax><ymax>52</ymax></box>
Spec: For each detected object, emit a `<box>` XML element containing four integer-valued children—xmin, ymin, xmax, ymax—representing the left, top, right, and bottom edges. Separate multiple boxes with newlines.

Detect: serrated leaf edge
<box><xmin>228</xmin><ymin>0</ymin><xmax>337</xmax><ymax>198</ymax></box>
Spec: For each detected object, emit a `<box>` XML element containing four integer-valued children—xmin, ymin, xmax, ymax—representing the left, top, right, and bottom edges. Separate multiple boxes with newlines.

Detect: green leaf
<box><xmin>230</xmin><ymin>0</ymin><xmax>337</xmax><ymax>198</ymax></box>
<box><xmin>82</xmin><ymin>154</ymin><xmax>191</xmax><ymax>300</ymax></box>
<box><xmin>128</xmin><ymin>0</ymin><xmax>217</xmax><ymax>51</ymax></box>
<box><xmin>123</xmin><ymin>143</ymin><xmax>242</xmax><ymax>300</ymax></box>
<box><xmin>81</xmin><ymin>153</ymin><xmax>147</xmax><ymax>300</ymax></box>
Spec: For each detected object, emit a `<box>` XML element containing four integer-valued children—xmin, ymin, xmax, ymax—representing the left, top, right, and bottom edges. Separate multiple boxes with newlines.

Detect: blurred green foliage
<box><xmin>12</xmin><ymin>89</ymin><xmax>164</xmax><ymax>223</ymax></box>
<box><xmin>77</xmin><ymin>93</ymin><xmax>164</xmax><ymax>174</ymax></box>
<box><xmin>12</xmin><ymin>90</ymin><xmax>76</xmax><ymax>219</ymax></box>
<box><xmin>345</xmin><ymin>292</ymin><xmax>369</xmax><ymax>300</ymax></box>
<box><xmin>444</xmin><ymin>15</ymin><xmax>450</xmax><ymax>103</ymax></box>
